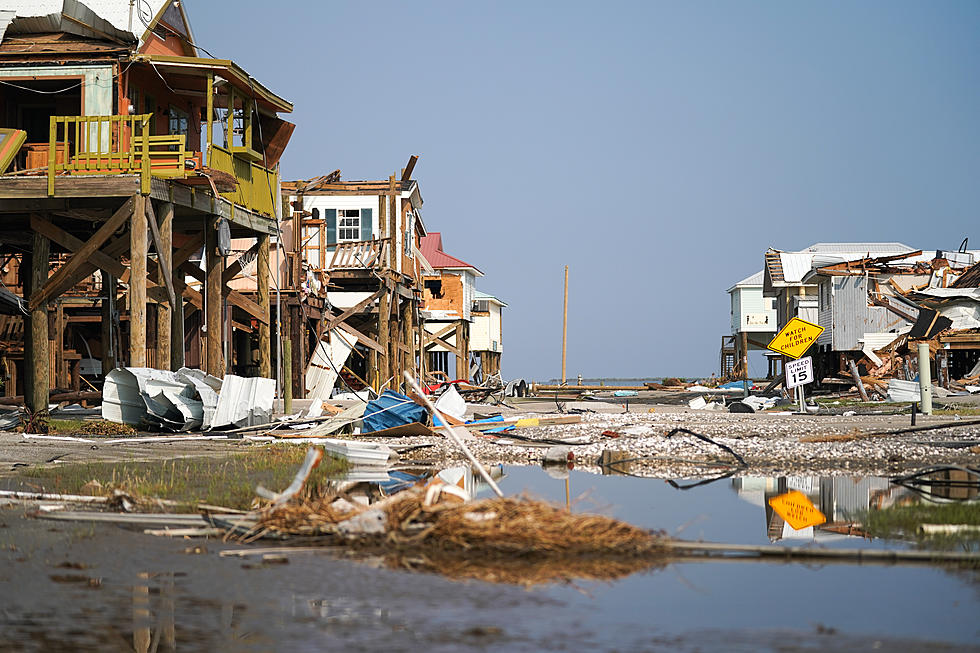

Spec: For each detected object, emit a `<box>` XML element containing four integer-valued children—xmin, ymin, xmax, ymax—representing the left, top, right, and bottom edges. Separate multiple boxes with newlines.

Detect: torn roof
<box><xmin>420</xmin><ymin>233</ymin><xmax>483</xmax><ymax>276</ymax></box>
<box><xmin>1</xmin><ymin>2</ymin><xmax>134</xmax><ymax>45</ymax></box>
<box><xmin>474</xmin><ymin>290</ymin><xmax>507</xmax><ymax>307</ymax></box>
<box><xmin>952</xmin><ymin>260</ymin><xmax>980</xmax><ymax>288</ymax></box>
<box><xmin>0</xmin><ymin>0</ymin><xmax>192</xmax><ymax>49</ymax></box>
<box><xmin>765</xmin><ymin>243</ymin><xmax>918</xmax><ymax>286</ymax></box>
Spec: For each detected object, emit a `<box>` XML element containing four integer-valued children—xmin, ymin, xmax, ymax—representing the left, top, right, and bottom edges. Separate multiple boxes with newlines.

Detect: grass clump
<box><xmin>862</xmin><ymin>502</ymin><xmax>980</xmax><ymax>551</ymax></box>
<box><xmin>20</xmin><ymin>445</ymin><xmax>347</xmax><ymax>511</ymax></box>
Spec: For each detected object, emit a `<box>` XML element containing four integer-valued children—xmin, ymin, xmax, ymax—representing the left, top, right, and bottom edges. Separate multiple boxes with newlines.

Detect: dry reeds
<box><xmin>383</xmin><ymin>494</ymin><xmax>664</xmax><ymax>557</ymax></box>
<box><xmin>249</xmin><ymin>488</ymin><xmax>666</xmax><ymax>562</ymax></box>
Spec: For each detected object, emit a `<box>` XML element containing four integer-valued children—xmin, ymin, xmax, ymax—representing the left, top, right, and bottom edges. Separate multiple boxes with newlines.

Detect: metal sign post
<box><xmin>785</xmin><ymin>356</ymin><xmax>814</xmax><ymax>414</ymax></box>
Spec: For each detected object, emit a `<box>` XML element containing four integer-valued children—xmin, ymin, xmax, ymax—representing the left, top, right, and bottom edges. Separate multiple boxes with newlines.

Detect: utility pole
<box><xmin>561</xmin><ymin>265</ymin><xmax>569</xmax><ymax>384</ymax></box>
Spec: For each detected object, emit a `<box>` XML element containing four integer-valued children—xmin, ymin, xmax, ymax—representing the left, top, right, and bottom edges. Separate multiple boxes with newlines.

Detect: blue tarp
<box><xmin>362</xmin><ymin>390</ymin><xmax>427</xmax><ymax>432</ymax></box>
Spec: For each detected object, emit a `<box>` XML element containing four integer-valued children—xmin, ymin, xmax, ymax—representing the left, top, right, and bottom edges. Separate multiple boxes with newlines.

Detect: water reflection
<box><xmin>732</xmin><ymin>467</ymin><xmax>979</xmax><ymax>544</ymax></box>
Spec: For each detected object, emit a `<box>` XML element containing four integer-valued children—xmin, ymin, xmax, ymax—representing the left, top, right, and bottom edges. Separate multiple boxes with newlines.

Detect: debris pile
<box><xmin>249</xmin><ymin>486</ymin><xmax>665</xmax><ymax>557</ymax></box>
<box><xmin>102</xmin><ymin>367</ymin><xmax>274</xmax><ymax>431</ymax></box>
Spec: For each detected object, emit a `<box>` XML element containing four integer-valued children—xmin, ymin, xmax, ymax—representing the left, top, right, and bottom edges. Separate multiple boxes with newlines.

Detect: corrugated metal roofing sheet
<box><xmin>419</xmin><ymin>232</ymin><xmax>482</xmax><ymax>274</ymax></box>
<box><xmin>730</xmin><ymin>270</ymin><xmax>764</xmax><ymax>289</ymax></box>
<box><xmin>474</xmin><ymin>290</ymin><xmax>507</xmax><ymax>307</ymax></box>
<box><xmin>805</xmin><ymin>242</ymin><xmax>915</xmax><ymax>254</ymax></box>
<box><xmin>0</xmin><ymin>10</ymin><xmax>15</xmax><ymax>43</ymax></box>
<box><xmin>2</xmin><ymin>0</ymin><xmax>141</xmax><ymax>44</ymax></box>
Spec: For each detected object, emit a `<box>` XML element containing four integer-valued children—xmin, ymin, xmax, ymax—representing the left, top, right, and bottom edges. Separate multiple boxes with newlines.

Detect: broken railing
<box><xmin>329</xmin><ymin>238</ymin><xmax>390</xmax><ymax>270</ymax></box>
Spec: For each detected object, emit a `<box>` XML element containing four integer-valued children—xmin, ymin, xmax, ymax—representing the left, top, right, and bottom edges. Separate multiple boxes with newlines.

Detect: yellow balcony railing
<box><xmin>206</xmin><ymin>144</ymin><xmax>278</xmax><ymax>218</ymax></box>
<box><xmin>47</xmin><ymin>114</ymin><xmax>189</xmax><ymax>196</ymax></box>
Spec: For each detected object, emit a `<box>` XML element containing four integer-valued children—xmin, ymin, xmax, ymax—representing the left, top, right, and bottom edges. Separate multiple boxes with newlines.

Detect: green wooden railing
<box><xmin>207</xmin><ymin>144</ymin><xmax>278</xmax><ymax>217</ymax></box>
<box><xmin>47</xmin><ymin>114</ymin><xmax>188</xmax><ymax>196</ymax></box>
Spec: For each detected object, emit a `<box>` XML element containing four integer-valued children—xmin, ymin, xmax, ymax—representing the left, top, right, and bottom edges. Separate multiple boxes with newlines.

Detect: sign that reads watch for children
<box><xmin>766</xmin><ymin>317</ymin><xmax>824</xmax><ymax>360</ymax></box>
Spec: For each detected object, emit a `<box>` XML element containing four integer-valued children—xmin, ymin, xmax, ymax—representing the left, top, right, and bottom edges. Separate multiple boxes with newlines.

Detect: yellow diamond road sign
<box><xmin>766</xmin><ymin>317</ymin><xmax>824</xmax><ymax>360</ymax></box>
<box><xmin>768</xmin><ymin>490</ymin><xmax>826</xmax><ymax>531</ymax></box>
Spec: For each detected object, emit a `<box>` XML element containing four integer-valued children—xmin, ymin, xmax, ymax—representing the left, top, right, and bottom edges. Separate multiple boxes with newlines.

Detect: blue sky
<box><xmin>191</xmin><ymin>1</ymin><xmax>979</xmax><ymax>381</ymax></box>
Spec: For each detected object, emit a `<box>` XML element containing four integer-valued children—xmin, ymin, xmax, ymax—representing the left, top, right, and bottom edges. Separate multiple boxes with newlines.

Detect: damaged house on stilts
<box><xmin>0</xmin><ymin>0</ymin><xmax>294</xmax><ymax>414</ymax></box>
<box><xmin>276</xmin><ymin>159</ymin><xmax>428</xmax><ymax>401</ymax></box>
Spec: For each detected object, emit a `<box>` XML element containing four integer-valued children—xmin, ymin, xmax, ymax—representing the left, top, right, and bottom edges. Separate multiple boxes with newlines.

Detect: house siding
<box><xmin>832</xmin><ymin>276</ymin><xmax>869</xmax><ymax>351</ymax></box>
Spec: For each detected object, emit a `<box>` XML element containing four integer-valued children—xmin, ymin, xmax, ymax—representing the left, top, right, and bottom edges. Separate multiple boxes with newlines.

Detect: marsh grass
<box><xmin>862</xmin><ymin>502</ymin><xmax>980</xmax><ymax>551</ymax></box>
<box><xmin>21</xmin><ymin>445</ymin><xmax>347</xmax><ymax>511</ymax></box>
<box><xmin>932</xmin><ymin>407</ymin><xmax>980</xmax><ymax>417</ymax></box>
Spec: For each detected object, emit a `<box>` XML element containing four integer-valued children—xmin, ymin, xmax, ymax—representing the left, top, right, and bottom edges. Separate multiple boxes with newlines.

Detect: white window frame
<box><xmin>338</xmin><ymin>209</ymin><xmax>360</xmax><ymax>242</ymax></box>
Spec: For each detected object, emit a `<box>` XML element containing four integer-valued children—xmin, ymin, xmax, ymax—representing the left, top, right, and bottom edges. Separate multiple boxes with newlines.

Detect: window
<box><xmin>168</xmin><ymin>105</ymin><xmax>189</xmax><ymax>151</ymax></box>
<box><xmin>338</xmin><ymin>209</ymin><xmax>360</xmax><ymax>241</ymax></box>
<box><xmin>424</xmin><ymin>279</ymin><xmax>443</xmax><ymax>298</ymax></box>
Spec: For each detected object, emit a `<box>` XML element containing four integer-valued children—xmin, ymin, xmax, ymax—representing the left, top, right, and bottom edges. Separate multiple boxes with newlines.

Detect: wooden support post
<box><xmin>378</xmin><ymin>286</ymin><xmax>391</xmax><ymax>388</ymax></box>
<box><xmin>416</xmin><ymin>304</ymin><xmax>426</xmax><ymax>382</ymax></box>
<box><xmin>402</xmin><ymin>295</ymin><xmax>413</xmax><ymax>375</ymax></box>
<box><xmin>455</xmin><ymin>320</ymin><xmax>465</xmax><ymax>381</ymax></box>
<box><xmin>206</xmin><ymin>71</ymin><xmax>214</xmax><ymax>151</ymax></box>
<box><xmin>54</xmin><ymin>301</ymin><xmax>66</xmax><ymax>388</ymax></box>
<box><xmin>289</xmin><ymin>303</ymin><xmax>303</xmax><ymax>397</ymax></box>
<box><xmin>282</xmin><ymin>338</ymin><xmax>292</xmax><ymax>414</ymax></box>
<box><xmin>257</xmin><ymin>233</ymin><xmax>271</xmax><ymax>378</ymax></box>
<box><xmin>155</xmin><ymin>201</ymin><xmax>174</xmax><ymax>370</ymax></box>
<box><xmin>204</xmin><ymin>216</ymin><xmax>224</xmax><ymax>378</ymax></box>
<box><xmin>170</xmin><ymin>291</ymin><xmax>184</xmax><ymax>371</ymax></box>
<box><xmin>292</xmin><ymin>192</ymin><xmax>303</xmax><ymax>287</ymax></box>
<box><xmin>27</xmin><ymin>231</ymin><xmax>50</xmax><ymax>415</ymax></box>
<box><xmin>388</xmin><ymin>176</ymin><xmax>397</xmax><ymax>271</ymax></box>
<box><xmin>740</xmin><ymin>331</ymin><xmax>749</xmax><ymax>397</ymax></box>
<box><xmin>393</xmin><ymin>298</ymin><xmax>403</xmax><ymax>385</ymax></box>
<box><xmin>101</xmin><ymin>271</ymin><xmax>116</xmax><ymax>374</ymax></box>
<box><xmin>129</xmin><ymin>195</ymin><xmax>147</xmax><ymax>367</ymax></box>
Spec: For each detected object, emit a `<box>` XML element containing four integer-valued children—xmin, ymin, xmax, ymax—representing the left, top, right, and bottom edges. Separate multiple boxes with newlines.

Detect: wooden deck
<box><xmin>0</xmin><ymin>175</ymin><xmax>277</xmax><ymax>236</ymax></box>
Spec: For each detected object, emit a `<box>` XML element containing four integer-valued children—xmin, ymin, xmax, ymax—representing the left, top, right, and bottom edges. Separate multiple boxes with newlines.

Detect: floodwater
<box><xmin>0</xmin><ymin>464</ymin><xmax>977</xmax><ymax>652</ymax></box>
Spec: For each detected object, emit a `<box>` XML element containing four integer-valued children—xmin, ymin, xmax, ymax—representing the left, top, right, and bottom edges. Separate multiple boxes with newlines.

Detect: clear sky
<box><xmin>189</xmin><ymin>1</ymin><xmax>979</xmax><ymax>381</ymax></box>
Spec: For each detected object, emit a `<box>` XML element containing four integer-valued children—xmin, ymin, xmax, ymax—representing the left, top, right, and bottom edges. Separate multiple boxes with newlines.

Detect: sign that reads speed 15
<box><xmin>766</xmin><ymin>317</ymin><xmax>824</xmax><ymax>360</ymax></box>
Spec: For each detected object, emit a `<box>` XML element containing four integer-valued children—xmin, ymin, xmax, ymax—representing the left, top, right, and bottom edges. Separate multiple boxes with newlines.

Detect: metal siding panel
<box><xmin>833</xmin><ymin>276</ymin><xmax>866</xmax><ymax>351</ymax></box>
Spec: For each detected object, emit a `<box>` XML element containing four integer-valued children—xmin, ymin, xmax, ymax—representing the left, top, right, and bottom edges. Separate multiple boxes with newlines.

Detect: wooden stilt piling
<box><xmin>101</xmin><ymin>271</ymin><xmax>116</xmax><ymax>374</ymax></box>
<box><xmin>155</xmin><ymin>201</ymin><xmax>174</xmax><ymax>370</ymax></box>
<box><xmin>27</xmin><ymin>231</ymin><xmax>50</xmax><ymax>414</ymax></box>
<box><xmin>257</xmin><ymin>233</ymin><xmax>271</xmax><ymax>378</ymax></box>
<box><xmin>129</xmin><ymin>195</ymin><xmax>147</xmax><ymax>367</ymax></box>
<box><xmin>205</xmin><ymin>215</ymin><xmax>224</xmax><ymax>378</ymax></box>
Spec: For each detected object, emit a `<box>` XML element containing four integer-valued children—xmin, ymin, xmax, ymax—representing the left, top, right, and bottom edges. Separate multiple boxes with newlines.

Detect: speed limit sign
<box><xmin>785</xmin><ymin>356</ymin><xmax>814</xmax><ymax>390</ymax></box>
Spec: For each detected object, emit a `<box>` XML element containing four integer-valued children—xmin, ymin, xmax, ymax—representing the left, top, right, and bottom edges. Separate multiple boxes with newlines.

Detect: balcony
<box><xmin>206</xmin><ymin>144</ymin><xmax>279</xmax><ymax>218</ymax></box>
<box><xmin>38</xmin><ymin>114</ymin><xmax>280</xmax><ymax>219</ymax></box>
<box><xmin>46</xmin><ymin>114</ymin><xmax>190</xmax><ymax>195</ymax></box>
<box><xmin>329</xmin><ymin>239</ymin><xmax>390</xmax><ymax>270</ymax></box>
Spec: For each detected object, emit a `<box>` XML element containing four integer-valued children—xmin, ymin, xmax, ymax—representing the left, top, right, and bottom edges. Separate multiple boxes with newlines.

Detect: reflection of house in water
<box><xmin>732</xmin><ymin>476</ymin><xmax>897</xmax><ymax>542</ymax></box>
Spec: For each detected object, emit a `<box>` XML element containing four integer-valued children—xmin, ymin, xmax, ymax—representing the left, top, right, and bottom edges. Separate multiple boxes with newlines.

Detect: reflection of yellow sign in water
<box><xmin>768</xmin><ymin>490</ymin><xmax>826</xmax><ymax>530</ymax></box>
<box><xmin>767</xmin><ymin>317</ymin><xmax>824</xmax><ymax>360</ymax></box>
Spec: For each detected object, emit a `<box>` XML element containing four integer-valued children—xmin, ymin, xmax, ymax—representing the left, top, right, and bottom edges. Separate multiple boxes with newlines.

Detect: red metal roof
<box><xmin>420</xmin><ymin>233</ymin><xmax>481</xmax><ymax>273</ymax></box>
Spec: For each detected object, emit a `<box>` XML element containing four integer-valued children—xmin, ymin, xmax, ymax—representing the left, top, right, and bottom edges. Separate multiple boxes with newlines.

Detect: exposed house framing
<box><xmin>0</xmin><ymin>0</ymin><xmax>293</xmax><ymax>410</ymax></box>
<box><xmin>277</xmin><ymin>158</ymin><xmax>426</xmax><ymax>398</ymax></box>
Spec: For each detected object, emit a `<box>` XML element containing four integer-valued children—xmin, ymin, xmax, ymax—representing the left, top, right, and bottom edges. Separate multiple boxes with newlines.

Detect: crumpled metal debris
<box><xmin>102</xmin><ymin>367</ymin><xmax>274</xmax><ymax>431</ymax></box>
